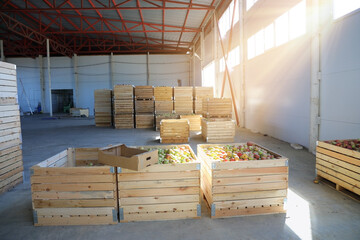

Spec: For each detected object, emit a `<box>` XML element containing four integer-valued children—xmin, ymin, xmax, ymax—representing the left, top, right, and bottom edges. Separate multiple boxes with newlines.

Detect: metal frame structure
<box><xmin>0</xmin><ymin>0</ymin><xmax>218</xmax><ymax>57</ymax></box>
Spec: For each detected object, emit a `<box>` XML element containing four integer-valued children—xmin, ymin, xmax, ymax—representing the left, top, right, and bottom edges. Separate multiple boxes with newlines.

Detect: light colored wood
<box><xmin>213</xmin><ymin>205</ymin><xmax>285</xmax><ymax>218</ymax></box>
<box><xmin>31</xmin><ymin>174</ymin><xmax>114</xmax><ymax>184</ymax></box>
<box><xmin>155</xmin><ymin>114</ymin><xmax>179</xmax><ymax>131</ymax></box>
<box><xmin>316</xmin><ymin>158</ymin><xmax>360</xmax><ymax>181</ymax></box>
<box><xmin>213</xmin><ymin>167</ymin><xmax>289</xmax><ymax>178</ymax></box>
<box><xmin>135</xmin><ymin>99</ymin><xmax>154</xmax><ymax>113</ymax></box>
<box><xmin>122</xmin><ymin>210</ymin><xmax>198</xmax><ymax>222</ymax></box>
<box><xmin>36</xmin><ymin>207</ymin><xmax>114</xmax><ymax>216</ymax></box>
<box><xmin>113</xmin><ymin>99</ymin><xmax>134</xmax><ymax>114</ymax></box>
<box><xmin>155</xmin><ymin>100</ymin><xmax>173</xmax><ymax>114</ymax></box>
<box><xmin>0</xmin><ymin>176</ymin><xmax>22</xmax><ymax>194</ymax></box>
<box><xmin>212</xmin><ymin>182</ymin><xmax>288</xmax><ymax>194</ymax></box>
<box><xmin>173</xmin><ymin>100</ymin><xmax>193</xmax><ymax>114</ymax></box>
<box><xmin>160</xmin><ymin>119</ymin><xmax>189</xmax><ymax>143</ymax></box>
<box><xmin>154</xmin><ymin>87</ymin><xmax>173</xmax><ymax>101</ymax></box>
<box><xmin>113</xmin><ymin>85</ymin><xmax>134</xmax><ymax>99</ymax></box>
<box><xmin>120</xmin><ymin>194</ymin><xmax>200</xmax><ymax>205</ymax></box>
<box><xmin>35</xmin><ymin>215</ymin><xmax>116</xmax><ymax>226</ymax></box>
<box><xmin>173</xmin><ymin>87</ymin><xmax>193</xmax><ymax>100</ymax></box>
<box><xmin>119</xmin><ymin>186</ymin><xmax>199</xmax><ymax>197</ymax></box>
<box><xmin>118</xmin><ymin>178</ymin><xmax>199</xmax><ymax>189</ymax></box>
<box><xmin>120</xmin><ymin>161</ymin><xmax>199</xmax><ymax>173</ymax></box>
<box><xmin>114</xmin><ymin>114</ymin><xmax>134</xmax><ymax>129</ymax></box>
<box><xmin>180</xmin><ymin>115</ymin><xmax>201</xmax><ymax>131</ymax></box>
<box><xmin>32</xmin><ymin>190</ymin><xmax>114</xmax><ymax>200</ymax></box>
<box><xmin>213</xmin><ymin>189</ymin><xmax>287</xmax><ymax>201</ymax></box>
<box><xmin>318</xmin><ymin>141</ymin><xmax>360</xmax><ymax>159</ymax></box>
<box><xmin>123</xmin><ymin>202</ymin><xmax>197</xmax><ymax>213</ymax></box>
<box><xmin>94</xmin><ymin>89</ymin><xmax>112</xmax><ymax>127</ymax></box>
<box><xmin>316</xmin><ymin>153</ymin><xmax>360</xmax><ymax>173</ymax></box>
<box><xmin>202</xmin><ymin>98</ymin><xmax>232</xmax><ymax>117</ymax></box>
<box><xmin>317</xmin><ymin>170</ymin><xmax>360</xmax><ymax>195</ymax></box>
<box><xmin>213</xmin><ymin>174</ymin><xmax>288</xmax><ymax>186</ymax></box>
<box><xmin>215</xmin><ymin>197</ymin><xmax>285</xmax><ymax>209</ymax></box>
<box><xmin>193</xmin><ymin>87</ymin><xmax>213</xmax><ymax>99</ymax></box>
<box><xmin>31</xmin><ymin>182</ymin><xmax>115</xmax><ymax>192</ymax></box>
<box><xmin>316</xmin><ymin>164</ymin><xmax>359</xmax><ymax>187</ymax></box>
<box><xmin>201</xmin><ymin>118</ymin><xmax>235</xmax><ymax>142</ymax></box>
<box><xmin>118</xmin><ymin>170</ymin><xmax>199</xmax><ymax>181</ymax></box>
<box><xmin>135</xmin><ymin>114</ymin><xmax>154</xmax><ymax>128</ymax></box>
<box><xmin>317</xmin><ymin>146</ymin><xmax>360</xmax><ymax>166</ymax></box>
<box><xmin>134</xmin><ymin>86</ymin><xmax>154</xmax><ymax>99</ymax></box>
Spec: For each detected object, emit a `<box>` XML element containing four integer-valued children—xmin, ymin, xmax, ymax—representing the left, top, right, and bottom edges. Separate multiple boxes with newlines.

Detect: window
<box><xmin>255</xmin><ymin>29</ymin><xmax>265</xmax><ymax>56</ymax></box>
<box><xmin>333</xmin><ymin>0</ymin><xmax>360</xmax><ymax>19</ymax></box>
<box><xmin>219</xmin><ymin>0</ymin><xmax>240</xmax><ymax>38</ymax></box>
<box><xmin>289</xmin><ymin>0</ymin><xmax>306</xmax><ymax>40</ymax></box>
<box><xmin>202</xmin><ymin>62</ymin><xmax>215</xmax><ymax>87</ymax></box>
<box><xmin>246</xmin><ymin>0</ymin><xmax>259</xmax><ymax>11</ymax></box>
<box><xmin>275</xmin><ymin>12</ymin><xmax>289</xmax><ymax>47</ymax></box>
<box><xmin>264</xmin><ymin>23</ymin><xmax>274</xmax><ymax>51</ymax></box>
<box><xmin>247</xmin><ymin>35</ymin><xmax>256</xmax><ymax>60</ymax></box>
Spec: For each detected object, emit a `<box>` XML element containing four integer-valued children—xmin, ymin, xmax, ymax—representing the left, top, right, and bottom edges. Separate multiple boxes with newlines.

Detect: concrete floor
<box><xmin>1</xmin><ymin>115</ymin><xmax>359</xmax><ymax>240</ymax></box>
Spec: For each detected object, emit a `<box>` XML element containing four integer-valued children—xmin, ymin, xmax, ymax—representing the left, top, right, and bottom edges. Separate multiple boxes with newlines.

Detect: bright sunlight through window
<box><xmin>202</xmin><ymin>61</ymin><xmax>215</xmax><ymax>87</ymax></box>
<box><xmin>246</xmin><ymin>0</ymin><xmax>259</xmax><ymax>11</ymax></box>
<box><xmin>219</xmin><ymin>0</ymin><xmax>239</xmax><ymax>38</ymax></box>
<box><xmin>333</xmin><ymin>0</ymin><xmax>360</xmax><ymax>19</ymax></box>
<box><xmin>247</xmin><ymin>0</ymin><xmax>306</xmax><ymax>60</ymax></box>
<box><xmin>219</xmin><ymin>46</ymin><xmax>240</xmax><ymax>73</ymax></box>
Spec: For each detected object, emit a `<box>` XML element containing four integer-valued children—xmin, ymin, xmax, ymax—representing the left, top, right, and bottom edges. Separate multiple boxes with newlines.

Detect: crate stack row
<box><xmin>135</xmin><ymin>86</ymin><xmax>154</xmax><ymax>128</ymax></box>
<box><xmin>94</xmin><ymin>89</ymin><xmax>112</xmax><ymax>127</ymax></box>
<box><xmin>113</xmin><ymin>85</ymin><xmax>134</xmax><ymax>128</ymax></box>
<box><xmin>173</xmin><ymin>87</ymin><xmax>193</xmax><ymax>114</ymax></box>
<box><xmin>0</xmin><ymin>62</ymin><xmax>24</xmax><ymax>194</ymax></box>
<box><xmin>193</xmin><ymin>87</ymin><xmax>214</xmax><ymax>114</ymax></box>
<box><xmin>201</xmin><ymin>98</ymin><xmax>235</xmax><ymax>142</ymax></box>
<box><xmin>154</xmin><ymin>87</ymin><xmax>178</xmax><ymax>131</ymax></box>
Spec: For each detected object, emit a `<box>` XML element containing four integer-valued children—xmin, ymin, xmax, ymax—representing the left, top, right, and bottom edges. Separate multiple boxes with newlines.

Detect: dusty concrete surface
<box><xmin>0</xmin><ymin>115</ymin><xmax>359</xmax><ymax>240</ymax></box>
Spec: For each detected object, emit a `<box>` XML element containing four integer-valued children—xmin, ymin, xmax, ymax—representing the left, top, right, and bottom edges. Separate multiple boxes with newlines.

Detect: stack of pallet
<box><xmin>113</xmin><ymin>85</ymin><xmax>134</xmax><ymax>128</ymax></box>
<box><xmin>193</xmin><ymin>87</ymin><xmax>213</xmax><ymax>114</ymax></box>
<box><xmin>0</xmin><ymin>62</ymin><xmax>23</xmax><ymax>194</ymax></box>
<box><xmin>173</xmin><ymin>87</ymin><xmax>193</xmax><ymax>114</ymax></box>
<box><xmin>160</xmin><ymin>119</ymin><xmax>190</xmax><ymax>143</ymax></box>
<box><xmin>94</xmin><ymin>89</ymin><xmax>112</xmax><ymax>127</ymax></box>
<box><xmin>154</xmin><ymin>87</ymin><xmax>175</xmax><ymax>130</ymax></box>
<box><xmin>134</xmin><ymin>86</ymin><xmax>154</xmax><ymax>128</ymax></box>
<box><xmin>201</xmin><ymin>98</ymin><xmax>235</xmax><ymax>142</ymax></box>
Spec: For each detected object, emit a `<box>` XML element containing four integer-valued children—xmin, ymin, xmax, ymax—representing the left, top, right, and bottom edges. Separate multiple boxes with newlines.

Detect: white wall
<box><xmin>319</xmin><ymin>5</ymin><xmax>360</xmax><ymax>140</ymax></box>
<box><xmin>7</xmin><ymin>54</ymin><xmax>189</xmax><ymax>116</ymax></box>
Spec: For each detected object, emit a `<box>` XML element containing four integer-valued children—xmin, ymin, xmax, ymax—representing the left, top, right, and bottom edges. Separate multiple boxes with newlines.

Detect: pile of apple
<box><xmin>203</xmin><ymin>142</ymin><xmax>280</xmax><ymax>162</ymax></box>
<box><xmin>141</xmin><ymin>146</ymin><xmax>196</xmax><ymax>164</ymax></box>
<box><xmin>325</xmin><ymin>139</ymin><xmax>360</xmax><ymax>152</ymax></box>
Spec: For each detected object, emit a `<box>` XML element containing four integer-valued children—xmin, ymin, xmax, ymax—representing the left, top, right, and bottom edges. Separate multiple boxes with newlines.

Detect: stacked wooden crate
<box><xmin>113</xmin><ymin>85</ymin><xmax>134</xmax><ymax>128</ymax></box>
<box><xmin>180</xmin><ymin>115</ymin><xmax>202</xmax><ymax>131</ymax></box>
<box><xmin>154</xmin><ymin>87</ymin><xmax>174</xmax><ymax>130</ymax></box>
<box><xmin>135</xmin><ymin>86</ymin><xmax>154</xmax><ymax>128</ymax></box>
<box><xmin>173</xmin><ymin>87</ymin><xmax>193</xmax><ymax>114</ymax></box>
<box><xmin>0</xmin><ymin>62</ymin><xmax>24</xmax><ymax>194</ymax></box>
<box><xmin>94</xmin><ymin>89</ymin><xmax>112</xmax><ymax>127</ymax></box>
<box><xmin>201</xmin><ymin>98</ymin><xmax>235</xmax><ymax>142</ymax></box>
<box><xmin>31</xmin><ymin>148</ymin><xmax>118</xmax><ymax>226</ymax></box>
<box><xmin>160</xmin><ymin>119</ymin><xmax>190</xmax><ymax>143</ymax></box>
<box><xmin>193</xmin><ymin>87</ymin><xmax>213</xmax><ymax>114</ymax></box>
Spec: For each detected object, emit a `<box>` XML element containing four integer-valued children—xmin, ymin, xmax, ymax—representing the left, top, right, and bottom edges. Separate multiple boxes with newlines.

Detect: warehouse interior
<box><xmin>0</xmin><ymin>0</ymin><xmax>360</xmax><ymax>239</ymax></box>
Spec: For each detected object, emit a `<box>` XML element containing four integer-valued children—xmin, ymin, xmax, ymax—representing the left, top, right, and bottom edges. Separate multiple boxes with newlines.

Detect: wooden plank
<box><xmin>0</xmin><ymin>176</ymin><xmax>22</xmax><ymax>194</ymax></box>
<box><xmin>213</xmin><ymin>174</ymin><xmax>288</xmax><ymax>186</ymax></box>
<box><xmin>31</xmin><ymin>174</ymin><xmax>114</xmax><ymax>184</ymax></box>
<box><xmin>215</xmin><ymin>197</ymin><xmax>284</xmax><ymax>209</ymax></box>
<box><xmin>318</xmin><ymin>141</ymin><xmax>360</xmax><ymax>159</ymax></box>
<box><xmin>31</xmin><ymin>183</ymin><xmax>115</xmax><ymax>192</ymax></box>
<box><xmin>35</xmin><ymin>150</ymin><xmax>68</xmax><ymax>167</ymax></box>
<box><xmin>35</xmin><ymin>215</ymin><xmax>116</xmax><ymax>226</ymax></box>
<box><xmin>0</xmin><ymin>162</ymin><xmax>23</xmax><ymax>177</ymax></box>
<box><xmin>316</xmin><ymin>164</ymin><xmax>359</xmax><ymax>187</ymax></box>
<box><xmin>0</xmin><ymin>110</ymin><xmax>19</xmax><ymax>118</ymax></box>
<box><xmin>120</xmin><ymin>162</ymin><xmax>199</xmax><ymax>173</ymax></box>
<box><xmin>213</xmin><ymin>189</ymin><xmax>287</xmax><ymax>202</ymax></box>
<box><xmin>0</xmin><ymin>79</ymin><xmax>17</xmax><ymax>87</ymax></box>
<box><xmin>0</xmin><ymin>171</ymin><xmax>23</xmax><ymax>188</ymax></box>
<box><xmin>0</xmin><ymin>132</ymin><xmax>21</xmax><ymax>143</ymax></box>
<box><xmin>118</xmin><ymin>170</ymin><xmax>199</xmax><ymax>181</ymax></box>
<box><xmin>118</xmin><ymin>179</ymin><xmax>199</xmax><ymax>189</ymax></box>
<box><xmin>120</xmin><ymin>194</ymin><xmax>199</xmax><ymax>205</ymax></box>
<box><xmin>213</xmin><ymin>159</ymin><xmax>288</xmax><ymax>170</ymax></box>
<box><xmin>213</xmin><ymin>205</ymin><xmax>285</xmax><ymax>218</ymax></box>
<box><xmin>0</xmin><ymin>155</ymin><xmax>22</xmax><ymax>169</ymax></box>
<box><xmin>0</xmin><ymin>98</ymin><xmax>17</xmax><ymax>105</ymax></box>
<box><xmin>0</xmin><ymin>145</ymin><xmax>20</xmax><ymax>156</ymax></box>
<box><xmin>32</xmin><ymin>191</ymin><xmax>115</xmax><ymax>200</ymax></box>
<box><xmin>31</xmin><ymin>167</ymin><xmax>112</xmax><ymax>176</ymax></box>
<box><xmin>0</xmin><ymin>116</ymin><xmax>21</xmax><ymax>125</ymax></box>
<box><xmin>123</xmin><ymin>202</ymin><xmax>198</xmax><ymax>213</ymax></box>
<box><xmin>213</xmin><ymin>167</ymin><xmax>289</xmax><ymax>178</ymax></box>
<box><xmin>317</xmin><ymin>170</ymin><xmax>360</xmax><ymax>195</ymax></box>
<box><xmin>0</xmin><ymin>149</ymin><xmax>22</xmax><ymax>163</ymax></box>
<box><xmin>317</xmin><ymin>153</ymin><xmax>360</xmax><ymax>173</ymax></box>
<box><xmin>317</xmin><ymin>147</ymin><xmax>360</xmax><ymax>166</ymax></box>
<box><xmin>122</xmin><ymin>210</ymin><xmax>198</xmax><ymax>222</ymax></box>
<box><xmin>0</xmin><ymin>61</ymin><xmax>16</xmax><ymax>69</ymax></box>
<box><xmin>33</xmin><ymin>199</ymin><xmax>116</xmax><ymax>208</ymax></box>
<box><xmin>0</xmin><ymin>105</ymin><xmax>19</xmax><ymax>112</ymax></box>
<box><xmin>36</xmin><ymin>207</ymin><xmax>114</xmax><ymax>216</ymax></box>
<box><xmin>119</xmin><ymin>186</ymin><xmax>199</xmax><ymax>197</ymax></box>
<box><xmin>212</xmin><ymin>181</ymin><xmax>288</xmax><ymax>194</ymax></box>
<box><xmin>316</xmin><ymin>158</ymin><xmax>360</xmax><ymax>181</ymax></box>
<box><xmin>0</xmin><ymin>122</ymin><xmax>21</xmax><ymax>131</ymax></box>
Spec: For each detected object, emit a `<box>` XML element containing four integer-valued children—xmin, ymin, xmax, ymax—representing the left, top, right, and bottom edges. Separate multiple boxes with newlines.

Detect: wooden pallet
<box><xmin>193</xmin><ymin>87</ymin><xmax>213</xmax><ymax>100</ymax></box>
<box><xmin>134</xmin><ymin>86</ymin><xmax>154</xmax><ymax>100</ymax></box>
<box><xmin>114</xmin><ymin>114</ymin><xmax>134</xmax><ymax>129</ymax></box>
<box><xmin>155</xmin><ymin>114</ymin><xmax>179</xmax><ymax>131</ymax></box>
<box><xmin>201</xmin><ymin>118</ymin><xmax>235</xmax><ymax>143</ymax></box>
<box><xmin>94</xmin><ymin>89</ymin><xmax>112</xmax><ymax>127</ymax></box>
<box><xmin>174</xmin><ymin>100</ymin><xmax>193</xmax><ymax>114</ymax></box>
<box><xmin>202</xmin><ymin>98</ymin><xmax>232</xmax><ymax>118</ymax></box>
<box><xmin>160</xmin><ymin>119</ymin><xmax>189</xmax><ymax>143</ymax></box>
<box><xmin>315</xmin><ymin>140</ymin><xmax>360</xmax><ymax>198</ymax></box>
<box><xmin>197</xmin><ymin>143</ymin><xmax>288</xmax><ymax>218</ymax></box>
<box><xmin>113</xmin><ymin>85</ymin><xmax>134</xmax><ymax>100</ymax></box>
<box><xmin>135</xmin><ymin>114</ymin><xmax>154</xmax><ymax>128</ymax></box>
<box><xmin>113</xmin><ymin>99</ymin><xmax>134</xmax><ymax>114</ymax></box>
<box><xmin>315</xmin><ymin>175</ymin><xmax>360</xmax><ymax>201</ymax></box>
<box><xmin>154</xmin><ymin>86</ymin><xmax>173</xmax><ymax>101</ymax></box>
<box><xmin>173</xmin><ymin>87</ymin><xmax>193</xmax><ymax>101</ymax></box>
<box><xmin>31</xmin><ymin>148</ymin><xmax>118</xmax><ymax>226</ymax></box>
<box><xmin>0</xmin><ymin>62</ymin><xmax>24</xmax><ymax>194</ymax></box>
<box><xmin>117</xmin><ymin>144</ymin><xmax>201</xmax><ymax>222</ymax></box>
<box><xmin>180</xmin><ymin>115</ymin><xmax>202</xmax><ymax>131</ymax></box>
<box><xmin>155</xmin><ymin>100</ymin><xmax>173</xmax><ymax>114</ymax></box>
<box><xmin>135</xmin><ymin>100</ymin><xmax>154</xmax><ymax>113</ymax></box>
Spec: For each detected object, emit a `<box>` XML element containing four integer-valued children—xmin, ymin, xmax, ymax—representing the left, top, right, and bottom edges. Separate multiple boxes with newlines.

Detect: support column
<box><xmin>110</xmin><ymin>52</ymin><xmax>114</xmax><ymax>89</ymax></box>
<box><xmin>200</xmin><ymin>28</ymin><xmax>205</xmax><ymax>86</ymax></box>
<box><xmin>239</xmin><ymin>0</ymin><xmax>245</xmax><ymax>128</ymax></box>
<box><xmin>192</xmin><ymin>48</ymin><xmax>196</xmax><ymax>87</ymax></box>
<box><xmin>39</xmin><ymin>55</ymin><xmax>45</xmax><ymax>111</ymax></box>
<box><xmin>310</xmin><ymin>0</ymin><xmax>321</xmax><ymax>153</ymax></box>
<box><xmin>46</xmin><ymin>39</ymin><xmax>53</xmax><ymax>116</ymax></box>
<box><xmin>146</xmin><ymin>52</ymin><xmax>150</xmax><ymax>85</ymax></box>
<box><xmin>73</xmin><ymin>53</ymin><xmax>79</xmax><ymax>107</ymax></box>
<box><xmin>213</xmin><ymin>15</ymin><xmax>218</xmax><ymax>96</ymax></box>
<box><xmin>0</xmin><ymin>40</ymin><xmax>4</xmax><ymax>62</ymax></box>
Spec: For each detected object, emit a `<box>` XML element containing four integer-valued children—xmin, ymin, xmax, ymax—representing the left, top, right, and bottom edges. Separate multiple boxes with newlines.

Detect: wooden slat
<box><xmin>119</xmin><ymin>186</ymin><xmax>199</xmax><ymax>197</ymax></box>
<box><xmin>0</xmin><ymin>171</ymin><xmax>23</xmax><ymax>188</ymax></box>
<box><xmin>120</xmin><ymin>194</ymin><xmax>199</xmax><ymax>205</ymax></box>
<box><xmin>122</xmin><ymin>210</ymin><xmax>198</xmax><ymax>222</ymax></box>
<box><xmin>31</xmin><ymin>167</ymin><xmax>112</xmax><ymax>176</ymax></box>
<box><xmin>0</xmin><ymin>176</ymin><xmax>22</xmax><ymax>194</ymax></box>
<box><xmin>215</xmin><ymin>197</ymin><xmax>284</xmax><ymax>209</ymax></box>
<box><xmin>31</xmin><ymin>174</ymin><xmax>114</xmax><ymax>184</ymax></box>
<box><xmin>118</xmin><ymin>170</ymin><xmax>199</xmax><ymax>181</ymax></box>
<box><xmin>213</xmin><ymin>159</ymin><xmax>288</xmax><ymax>170</ymax></box>
<box><xmin>214</xmin><ymin>205</ymin><xmax>285</xmax><ymax>218</ymax></box>
<box><xmin>35</xmin><ymin>207</ymin><xmax>114</xmax><ymax>216</ymax></box>
<box><xmin>317</xmin><ymin>153</ymin><xmax>360</xmax><ymax>173</ymax></box>
<box><xmin>0</xmin><ymin>139</ymin><xmax>21</xmax><ymax>151</ymax></box>
<box><xmin>213</xmin><ymin>189</ymin><xmax>287</xmax><ymax>202</ymax></box>
<box><xmin>0</xmin><ymin>155</ymin><xmax>22</xmax><ymax>170</ymax></box>
<box><xmin>120</xmin><ymin>162</ymin><xmax>199</xmax><ymax>173</ymax></box>
<box><xmin>316</xmin><ymin>164</ymin><xmax>359</xmax><ymax>187</ymax></box>
<box><xmin>317</xmin><ymin>147</ymin><xmax>360</xmax><ymax>166</ymax></box>
<box><xmin>32</xmin><ymin>191</ymin><xmax>115</xmax><ymax>200</ymax></box>
<box><xmin>213</xmin><ymin>174</ymin><xmax>288</xmax><ymax>186</ymax></box>
<box><xmin>318</xmin><ymin>141</ymin><xmax>360</xmax><ymax>159</ymax></box>
<box><xmin>0</xmin><ymin>163</ymin><xmax>23</xmax><ymax>178</ymax></box>
<box><xmin>212</xmin><ymin>181</ymin><xmax>288</xmax><ymax>194</ymax></box>
<box><xmin>33</xmin><ymin>199</ymin><xmax>116</xmax><ymax>208</ymax></box>
<box><xmin>317</xmin><ymin>158</ymin><xmax>360</xmax><ymax>181</ymax></box>
<box><xmin>118</xmin><ymin>179</ymin><xmax>199</xmax><ymax>189</ymax></box>
<box><xmin>35</xmin><ymin>150</ymin><xmax>68</xmax><ymax>167</ymax></box>
<box><xmin>31</xmin><ymin>183</ymin><xmax>115</xmax><ymax>192</ymax></box>
<box><xmin>213</xmin><ymin>167</ymin><xmax>288</xmax><ymax>178</ymax></box>
<box><xmin>0</xmin><ymin>145</ymin><xmax>20</xmax><ymax>156</ymax></box>
<box><xmin>123</xmin><ymin>202</ymin><xmax>198</xmax><ymax>213</ymax></box>
<box><xmin>317</xmin><ymin>170</ymin><xmax>360</xmax><ymax>195</ymax></box>
<box><xmin>0</xmin><ymin>150</ymin><xmax>22</xmax><ymax>163</ymax></box>
<box><xmin>35</xmin><ymin>215</ymin><xmax>116</xmax><ymax>226</ymax></box>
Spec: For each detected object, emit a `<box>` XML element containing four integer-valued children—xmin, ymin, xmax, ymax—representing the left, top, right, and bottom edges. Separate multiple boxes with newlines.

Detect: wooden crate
<box><xmin>155</xmin><ymin>114</ymin><xmax>179</xmax><ymax>131</ymax></box>
<box><xmin>114</xmin><ymin>114</ymin><xmax>134</xmax><ymax>129</ymax></box>
<box><xmin>117</xmin><ymin>144</ymin><xmax>201</xmax><ymax>222</ymax></box>
<box><xmin>160</xmin><ymin>119</ymin><xmax>189</xmax><ymax>143</ymax></box>
<box><xmin>197</xmin><ymin>143</ymin><xmax>288</xmax><ymax>218</ymax></box>
<box><xmin>31</xmin><ymin>148</ymin><xmax>118</xmax><ymax>226</ymax></box>
<box><xmin>134</xmin><ymin>86</ymin><xmax>154</xmax><ymax>100</ymax></box>
<box><xmin>113</xmin><ymin>85</ymin><xmax>134</xmax><ymax>100</ymax></box>
<box><xmin>0</xmin><ymin>62</ymin><xmax>23</xmax><ymax>194</ymax></box>
<box><xmin>154</xmin><ymin>86</ymin><xmax>173</xmax><ymax>101</ymax></box>
<box><xmin>174</xmin><ymin>100</ymin><xmax>193</xmax><ymax>114</ymax></box>
<box><xmin>180</xmin><ymin>115</ymin><xmax>202</xmax><ymax>131</ymax></box>
<box><xmin>135</xmin><ymin>114</ymin><xmax>154</xmax><ymax>128</ymax></box>
<box><xmin>194</xmin><ymin>100</ymin><xmax>202</xmax><ymax>114</ymax></box>
<box><xmin>316</xmin><ymin>140</ymin><xmax>360</xmax><ymax>197</ymax></box>
<box><xmin>94</xmin><ymin>89</ymin><xmax>112</xmax><ymax>127</ymax></box>
<box><xmin>201</xmin><ymin>118</ymin><xmax>235</xmax><ymax>143</ymax></box>
<box><xmin>135</xmin><ymin>100</ymin><xmax>154</xmax><ymax>113</ymax></box>
<box><xmin>155</xmin><ymin>100</ymin><xmax>173</xmax><ymax>114</ymax></box>
<box><xmin>113</xmin><ymin>99</ymin><xmax>134</xmax><ymax>114</ymax></box>
<box><xmin>202</xmin><ymin>98</ymin><xmax>232</xmax><ymax>118</ymax></box>
<box><xmin>173</xmin><ymin>87</ymin><xmax>193</xmax><ymax>100</ymax></box>
<box><xmin>193</xmin><ymin>87</ymin><xmax>213</xmax><ymax>100</ymax></box>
